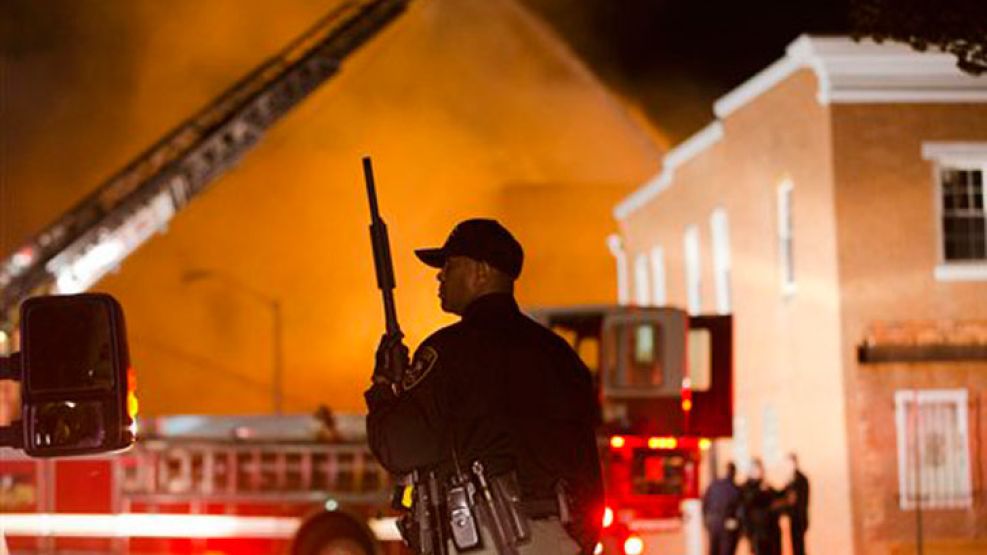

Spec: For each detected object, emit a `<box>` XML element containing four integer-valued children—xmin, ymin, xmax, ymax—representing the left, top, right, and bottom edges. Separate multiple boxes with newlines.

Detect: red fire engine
<box><xmin>1</xmin><ymin>305</ymin><xmax>729</xmax><ymax>555</ymax></box>
<box><xmin>0</xmin><ymin>413</ymin><xmax>404</xmax><ymax>554</ymax></box>
<box><xmin>0</xmin><ymin>0</ymin><xmax>731</xmax><ymax>551</ymax></box>
<box><xmin>535</xmin><ymin>306</ymin><xmax>733</xmax><ymax>555</ymax></box>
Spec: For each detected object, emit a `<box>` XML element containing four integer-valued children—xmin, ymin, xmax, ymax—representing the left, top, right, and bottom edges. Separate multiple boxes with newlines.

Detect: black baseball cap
<box><xmin>415</xmin><ymin>219</ymin><xmax>524</xmax><ymax>279</ymax></box>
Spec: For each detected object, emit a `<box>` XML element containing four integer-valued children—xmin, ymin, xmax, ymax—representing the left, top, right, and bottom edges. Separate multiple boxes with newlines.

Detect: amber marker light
<box><xmin>610</xmin><ymin>436</ymin><xmax>626</xmax><ymax>449</ymax></box>
<box><xmin>699</xmin><ymin>438</ymin><xmax>712</xmax><ymax>450</ymax></box>
<box><xmin>126</xmin><ymin>367</ymin><xmax>140</xmax><ymax>437</ymax></box>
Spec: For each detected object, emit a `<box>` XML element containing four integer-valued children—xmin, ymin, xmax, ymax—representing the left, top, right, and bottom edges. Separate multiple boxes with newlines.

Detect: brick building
<box><xmin>611</xmin><ymin>36</ymin><xmax>987</xmax><ymax>555</ymax></box>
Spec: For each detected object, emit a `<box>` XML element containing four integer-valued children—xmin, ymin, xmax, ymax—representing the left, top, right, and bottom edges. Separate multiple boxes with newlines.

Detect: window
<box><xmin>610</xmin><ymin>322</ymin><xmax>665</xmax><ymax>389</ymax></box>
<box><xmin>650</xmin><ymin>246</ymin><xmax>667</xmax><ymax>306</ymax></box>
<box><xmin>549</xmin><ymin>326</ymin><xmax>599</xmax><ymax>374</ymax></box>
<box><xmin>684</xmin><ymin>225</ymin><xmax>701</xmax><ymax>314</ymax></box>
<box><xmin>923</xmin><ymin>142</ymin><xmax>987</xmax><ymax>281</ymax></box>
<box><xmin>710</xmin><ymin>208</ymin><xmax>732</xmax><ymax>314</ymax></box>
<box><xmin>633</xmin><ymin>253</ymin><xmax>651</xmax><ymax>306</ymax></box>
<box><xmin>628</xmin><ymin>450</ymin><xmax>691</xmax><ymax>496</ymax></box>
<box><xmin>940</xmin><ymin>167</ymin><xmax>986</xmax><ymax>261</ymax></box>
<box><xmin>686</xmin><ymin>328</ymin><xmax>711</xmax><ymax>391</ymax></box>
<box><xmin>602</xmin><ymin>309</ymin><xmax>687</xmax><ymax>398</ymax></box>
<box><xmin>894</xmin><ymin>389</ymin><xmax>972</xmax><ymax>509</ymax></box>
<box><xmin>777</xmin><ymin>180</ymin><xmax>795</xmax><ymax>296</ymax></box>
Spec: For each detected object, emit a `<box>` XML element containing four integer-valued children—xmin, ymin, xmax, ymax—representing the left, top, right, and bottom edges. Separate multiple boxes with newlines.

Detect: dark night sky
<box><xmin>520</xmin><ymin>0</ymin><xmax>850</xmax><ymax>141</ymax></box>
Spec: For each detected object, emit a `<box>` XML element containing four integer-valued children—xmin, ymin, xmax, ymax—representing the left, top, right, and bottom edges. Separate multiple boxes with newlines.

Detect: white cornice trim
<box><xmin>617</xmin><ymin>35</ymin><xmax>987</xmax><ymax>223</ymax></box>
<box><xmin>715</xmin><ymin>35</ymin><xmax>987</xmax><ymax>119</ymax></box>
<box><xmin>713</xmin><ymin>56</ymin><xmax>801</xmax><ymax>118</ymax></box>
<box><xmin>614</xmin><ymin>122</ymin><xmax>723</xmax><ymax>220</ymax></box>
<box><xmin>828</xmin><ymin>90</ymin><xmax>987</xmax><ymax>103</ymax></box>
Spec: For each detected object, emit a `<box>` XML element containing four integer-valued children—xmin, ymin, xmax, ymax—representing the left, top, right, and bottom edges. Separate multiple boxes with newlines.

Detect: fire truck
<box><xmin>534</xmin><ymin>306</ymin><xmax>733</xmax><ymax>555</ymax></box>
<box><xmin>0</xmin><ymin>305</ymin><xmax>729</xmax><ymax>555</ymax></box>
<box><xmin>0</xmin><ymin>413</ymin><xmax>405</xmax><ymax>555</ymax></box>
<box><xmin>0</xmin><ymin>0</ymin><xmax>733</xmax><ymax>552</ymax></box>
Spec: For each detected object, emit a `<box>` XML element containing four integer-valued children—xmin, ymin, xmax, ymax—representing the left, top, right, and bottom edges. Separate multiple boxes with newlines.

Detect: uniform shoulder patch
<box><xmin>402</xmin><ymin>345</ymin><xmax>438</xmax><ymax>391</ymax></box>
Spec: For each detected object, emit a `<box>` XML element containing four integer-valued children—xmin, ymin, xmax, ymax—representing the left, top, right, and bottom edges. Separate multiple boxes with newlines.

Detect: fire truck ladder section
<box><xmin>3</xmin><ymin>439</ymin><xmax>394</xmax><ymax>547</ymax></box>
<box><xmin>118</xmin><ymin>438</ymin><xmax>390</xmax><ymax>508</ymax></box>
<box><xmin>0</xmin><ymin>0</ymin><xmax>410</xmax><ymax>330</ymax></box>
<box><xmin>114</xmin><ymin>437</ymin><xmax>393</xmax><ymax>536</ymax></box>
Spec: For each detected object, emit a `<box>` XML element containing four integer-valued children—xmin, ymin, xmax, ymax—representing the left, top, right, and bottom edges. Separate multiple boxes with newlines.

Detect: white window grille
<box><xmin>650</xmin><ymin>246</ymin><xmax>667</xmax><ymax>306</ymax></box>
<box><xmin>894</xmin><ymin>389</ymin><xmax>972</xmax><ymax>510</ymax></box>
<box><xmin>777</xmin><ymin>180</ymin><xmax>795</xmax><ymax>296</ymax></box>
<box><xmin>633</xmin><ymin>253</ymin><xmax>650</xmax><ymax>306</ymax></box>
<box><xmin>710</xmin><ymin>207</ymin><xmax>732</xmax><ymax>314</ymax></box>
<box><xmin>683</xmin><ymin>225</ymin><xmax>702</xmax><ymax>315</ymax></box>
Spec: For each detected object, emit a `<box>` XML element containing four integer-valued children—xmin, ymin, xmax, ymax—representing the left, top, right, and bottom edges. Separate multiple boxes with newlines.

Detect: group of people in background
<box><xmin>702</xmin><ymin>453</ymin><xmax>810</xmax><ymax>555</ymax></box>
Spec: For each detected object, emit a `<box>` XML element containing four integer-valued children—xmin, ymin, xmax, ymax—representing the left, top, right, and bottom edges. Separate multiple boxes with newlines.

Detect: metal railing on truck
<box><xmin>115</xmin><ymin>438</ymin><xmax>391</xmax><ymax>507</ymax></box>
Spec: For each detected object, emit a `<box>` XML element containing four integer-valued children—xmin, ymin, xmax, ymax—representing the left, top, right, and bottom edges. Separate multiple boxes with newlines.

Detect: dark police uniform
<box><xmin>702</xmin><ymin>475</ymin><xmax>741</xmax><ymax>555</ymax></box>
<box><xmin>785</xmin><ymin>470</ymin><xmax>809</xmax><ymax>555</ymax></box>
<box><xmin>365</xmin><ymin>292</ymin><xmax>604</xmax><ymax>554</ymax></box>
<box><xmin>740</xmin><ymin>478</ymin><xmax>783</xmax><ymax>555</ymax></box>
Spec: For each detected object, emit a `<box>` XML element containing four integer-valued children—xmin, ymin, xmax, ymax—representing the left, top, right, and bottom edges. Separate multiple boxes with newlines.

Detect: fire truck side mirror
<box><xmin>4</xmin><ymin>293</ymin><xmax>136</xmax><ymax>457</ymax></box>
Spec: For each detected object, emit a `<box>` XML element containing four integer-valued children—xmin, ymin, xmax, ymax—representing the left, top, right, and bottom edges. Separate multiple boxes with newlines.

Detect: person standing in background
<box><xmin>784</xmin><ymin>453</ymin><xmax>810</xmax><ymax>555</ymax></box>
<box><xmin>740</xmin><ymin>458</ymin><xmax>784</xmax><ymax>555</ymax></box>
<box><xmin>702</xmin><ymin>461</ymin><xmax>741</xmax><ymax>555</ymax></box>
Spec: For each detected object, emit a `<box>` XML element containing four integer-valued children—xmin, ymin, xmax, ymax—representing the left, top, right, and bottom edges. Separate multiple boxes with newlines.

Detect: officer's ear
<box><xmin>474</xmin><ymin>260</ymin><xmax>493</xmax><ymax>284</ymax></box>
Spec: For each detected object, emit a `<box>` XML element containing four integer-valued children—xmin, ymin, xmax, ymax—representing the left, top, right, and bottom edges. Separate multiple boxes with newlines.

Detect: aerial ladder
<box><xmin>0</xmin><ymin>0</ymin><xmax>410</xmax><ymax>334</ymax></box>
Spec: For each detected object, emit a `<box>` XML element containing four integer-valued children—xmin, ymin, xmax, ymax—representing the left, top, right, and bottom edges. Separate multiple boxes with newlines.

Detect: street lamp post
<box><xmin>183</xmin><ymin>269</ymin><xmax>284</xmax><ymax>414</ymax></box>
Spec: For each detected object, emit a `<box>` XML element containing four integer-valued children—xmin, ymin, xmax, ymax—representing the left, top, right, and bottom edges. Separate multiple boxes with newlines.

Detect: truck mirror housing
<box><xmin>1</xmin><ymin>293</ymin><xmax>136</xmax><ymax>457</ymax></box>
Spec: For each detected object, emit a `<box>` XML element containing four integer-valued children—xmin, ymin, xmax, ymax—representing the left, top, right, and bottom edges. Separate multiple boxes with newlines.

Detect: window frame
<box><xmin>650</xmin><ymin>246</ymin><xmax>667</xmax><ymax>307</ymax></box>
<box><xmin>633</xmin><ymin>252</ymin><xmax>651</xmax><ymax>307</ymax></box>
<box><xmin>683</xmin><ymin>225</ymin><xmax>702</xmax><ymax>315</ymax></box>
<box><xmin>710</xmin><ymin>207</ymin><xmax>732</xmax><ymax>314</ymax></box>
<box><xmin>923</xmin><ymin>142</ymin><xmax>987</xmax><ymax>282</ymax></box>
<box><xmin>607</xmin><ymin>234</ymin><xmax>630</xmax><ymax>305</ymax></box>
<box><xmin>776</xmin><ymin>179</ymin><xmax>796</xmax><ymax>297</ymax></box>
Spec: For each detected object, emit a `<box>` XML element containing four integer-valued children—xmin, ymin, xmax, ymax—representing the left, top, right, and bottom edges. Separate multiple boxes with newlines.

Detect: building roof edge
<box><xmin>616</xmin><ymin>35</ymin><xmax>987</xmax><ymax>223</ymax></box>
<box><xmin>614</xmin><ymin>122</ymin><xmax>723</xmax><ymax>221</ymax></box>
<box><xmin>715</xmin><ymin>35</ymin><xmax>987</xmax><ymax>118</ymax></box>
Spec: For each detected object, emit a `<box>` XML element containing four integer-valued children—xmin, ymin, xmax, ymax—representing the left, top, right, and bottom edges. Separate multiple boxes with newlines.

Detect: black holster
<box><xmin>396</xmin><ymin>471</ymin><xmax>447</xmax><ymax>555</ymax></box>
<box><xmin>470</xmin><ymin>462</ymin><xmax>531</xmax><ymax>555</ymax></box>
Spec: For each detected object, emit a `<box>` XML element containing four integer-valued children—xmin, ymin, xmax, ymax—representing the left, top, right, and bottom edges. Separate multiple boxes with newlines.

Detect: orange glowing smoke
<box><xmin>1</xmin><ymin>0</ymin><xmax>662</xmax><ymax>415</ymax></box>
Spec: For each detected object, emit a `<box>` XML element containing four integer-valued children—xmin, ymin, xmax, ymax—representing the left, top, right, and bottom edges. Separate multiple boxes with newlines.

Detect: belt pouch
<box><xmin>492</xmin><ymin>473</ymin><xmax>531</xmax><ymax>542</ymax></box>
<box><xmin>447</xmin><ymin>481</ymin><xmax>481</xmax><ymax>551</ymax></box>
